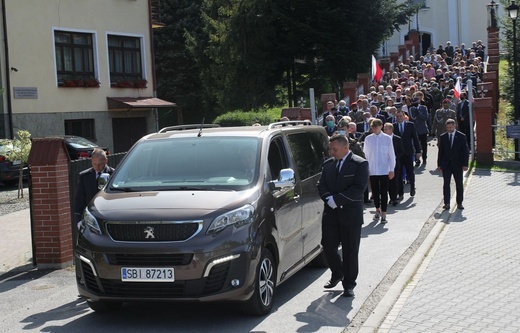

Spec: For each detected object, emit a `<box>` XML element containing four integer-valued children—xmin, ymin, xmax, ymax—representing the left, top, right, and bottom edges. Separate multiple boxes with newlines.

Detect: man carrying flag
<box><xmin>372</xmin><ymin>55</ymin><xmax>383</xmax><ymax>83</ymax></box>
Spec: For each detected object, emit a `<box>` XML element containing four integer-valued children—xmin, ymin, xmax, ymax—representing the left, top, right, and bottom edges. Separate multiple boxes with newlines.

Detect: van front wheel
<box><xmin>242</xmin><ymin>248</ymin><xmax>276</xmax><ymax>316</ymax></box>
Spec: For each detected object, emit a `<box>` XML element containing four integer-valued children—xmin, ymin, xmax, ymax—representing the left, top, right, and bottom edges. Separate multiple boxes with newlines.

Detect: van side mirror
<box><xmin>268</xmin><ymin>168</ymin><xmax>295</xmax><ymax>192</ymax></box>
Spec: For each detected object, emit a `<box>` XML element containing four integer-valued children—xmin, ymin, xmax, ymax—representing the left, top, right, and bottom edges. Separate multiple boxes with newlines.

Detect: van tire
<box><xmin>242</xmin><ymin>248</ymin><xmax>276</xmax><ymax>316</ymax></box>
<box><xmin>87</xmin><ymin>300</ymin><xmax>122</xmax><ymax>313</ymax></box>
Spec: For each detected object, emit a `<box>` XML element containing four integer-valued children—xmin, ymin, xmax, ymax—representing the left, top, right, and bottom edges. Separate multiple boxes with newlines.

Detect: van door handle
<box><xmin>293</xmin><ymin>195</ymin><xmax>300</xmax><ymax>201</ymax></box>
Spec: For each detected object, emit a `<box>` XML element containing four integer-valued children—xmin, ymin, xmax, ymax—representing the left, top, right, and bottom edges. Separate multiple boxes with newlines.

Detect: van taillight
<box><xmin>78</xmin><ymin>152</ymin><xmax>90</xmax><ymax>158</ymax></box>
<box><xmin>0</xmin><ymin>155</ymin><xmax>5</xmax><ymax>162</ymax></box>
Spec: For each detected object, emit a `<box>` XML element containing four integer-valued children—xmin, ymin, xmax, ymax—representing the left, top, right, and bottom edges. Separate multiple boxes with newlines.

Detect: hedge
<box><xmin>213</xmin><ymin>111</ymin><xmax>279</xmax><ymax>127</ymax></box>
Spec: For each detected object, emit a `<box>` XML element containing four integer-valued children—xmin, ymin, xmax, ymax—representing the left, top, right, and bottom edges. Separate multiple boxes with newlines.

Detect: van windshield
<box><xmin>109</xmin><ymin>137</ymin><xmax>261</xmax><ymax>191</ymax></box>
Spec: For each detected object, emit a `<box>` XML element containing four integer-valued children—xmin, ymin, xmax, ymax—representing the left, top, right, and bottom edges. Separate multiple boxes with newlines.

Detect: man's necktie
<box><xmin>449</xmin><ymin>133</ymin><xmax>453</xmax><ymax>148</ymax></box>
<box><xmin>97</xmin><ymin>172</ymin><xmax>101</xmax><ymax>179</ymax></box>
<box><xmin>336</xmin><ymin>159</ymin><xmax>342</xmax><ymax>174</ymax></box>
<box><xmin>400</xmin><ymin>123</ymin><xmax>404</xmax><ymax>134</ymax></box>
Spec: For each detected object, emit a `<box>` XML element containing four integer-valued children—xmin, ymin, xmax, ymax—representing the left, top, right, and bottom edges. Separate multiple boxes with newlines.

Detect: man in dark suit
<box><xmin>383</xmin><ymin>123</ymin><xmax>405</xmax><ymax>206</ymax></box>
<box><xmin>356</xmin><ymin>112</ymin><xmax>371</xmax><ymax>135</ymax></box>
<box><xmin>393</xmin><ymin>110</ymin><xmax>422</xmax><ymax>199</ymax></box>
<box><xmin>317</xmin><ymin>135</ymin><xmax>369</xmax><ymax>297</ymax></box>
<box><xmin>456</xmin><ymin>92</ymin><xmax>471</xmax><ymax>147</ymax></box>
<box><xmin>437</xmin><ymin>119</ymin><xmax>469</xmax><ymax>210</ymax></box>
<box><xmin>74</xmin><ymin>148</ymin><xmax>115</xmax><ymax>224</ymax></box>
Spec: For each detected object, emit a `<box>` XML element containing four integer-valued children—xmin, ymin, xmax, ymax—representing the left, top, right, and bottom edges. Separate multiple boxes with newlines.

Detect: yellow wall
<box><xmin>4</xmin><ymin>0</ymin><xmax>153</xmax><ymax>114</ymax></box>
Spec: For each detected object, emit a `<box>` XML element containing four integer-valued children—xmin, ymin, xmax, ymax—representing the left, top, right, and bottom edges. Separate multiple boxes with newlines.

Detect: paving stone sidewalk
<box><xmin>379</xmin><ymin>169</ymin><xmax>520</xmax><ymax>332</ymax></box>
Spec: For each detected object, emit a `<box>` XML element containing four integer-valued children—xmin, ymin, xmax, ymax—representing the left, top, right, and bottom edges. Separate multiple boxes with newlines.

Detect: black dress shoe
<box><xmin>397</xmin><ymin>195</ymin><xmax>403</xmax><ymax>201</ymax></box>
<box><xmin>364</xmin><ymin>199</ymin><xmax>372</xmax><ymax>204</ymax></box>
<box><xmin>410</xmin><ymin>188</ymin><xmax>416</xmax><ymax>197</ymax></box>
<box><xmin>457</xmin><ymin>204</ymin><xmax>464</xmax><ymax>210</ymax></box>
<box><xmin>324</xmin><ymin>277</ymin><xmax>343</xmax><ymax>289</ymax></box>
<box><xmin>442</xmin><ymin>204</ymin><xmax>450</xmax><ymax>210</ymax></box>
<box><xmin>342</xmin><ymin>288</ymin><xmax>355</xmax><ymax>297</ymax></box>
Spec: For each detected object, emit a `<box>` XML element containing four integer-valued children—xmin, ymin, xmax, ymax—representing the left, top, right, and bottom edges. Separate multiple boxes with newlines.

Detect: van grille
<box><xmin>203</xmin><ymin>262</ymin><xmax>231</xmax><ymax>294</ymax></box>
<box><xmin>81</xmin><ymin>261</ymin><xmax>101</xmax><ymax>293</ymax></box>
<box><xmin>106</xmin><ymin>221</ymin><xmax>202</xmax><ymax>242</ymax></box>
<box><xmin>100</xmin><ymin>279</ymin><xmax>187</xmax><ymax>298</ymax></box>
<box><xmin>106</xmin><ymin>253</ymin><xmax>193</xmax><ymax>266</ymax></box>
<box><xmin>97</xmin><ymin>262</ymin><xmax>231</xmax><ymax>298</ymax></box>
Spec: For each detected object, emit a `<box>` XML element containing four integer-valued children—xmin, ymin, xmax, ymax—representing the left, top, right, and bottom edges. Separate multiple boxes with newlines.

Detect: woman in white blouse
<box><xmin>363</xmin><ymin>119</ymin><xmax>396</xmax><ymax>223</ymax></box>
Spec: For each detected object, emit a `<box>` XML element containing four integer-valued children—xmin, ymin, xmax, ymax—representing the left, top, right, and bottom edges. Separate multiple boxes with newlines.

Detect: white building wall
<box><xmin>385</xmin><ymin>0</ymin><xmax>503</xmax><ymax>57</ymax></box>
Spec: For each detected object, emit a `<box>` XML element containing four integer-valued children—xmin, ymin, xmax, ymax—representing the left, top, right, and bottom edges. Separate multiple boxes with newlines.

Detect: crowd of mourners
<box><xmin>317</xmin><ymin>40</ymin><xmax>482</xmax><ymax>223</ymax></box>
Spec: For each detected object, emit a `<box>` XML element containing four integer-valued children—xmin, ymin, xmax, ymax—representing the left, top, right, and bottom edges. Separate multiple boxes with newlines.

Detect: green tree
<box><xmin>195</xmin><ymin>0</ymin><xmax>416</xmax><ymax>112</ymax></box>
<box><xmin>499</xmin><ymin>0</ymin><xmax>519</xmax><ymax>120</ymax></box>
<box><xmin>153</xmin><ymin>0</ymin><xmax>211</xmax><ymax>126</ymax></box>
<box><xmin>0</xmin><ymin>130</ymin><xmax>31</xmax><ymax>198</ymax></box>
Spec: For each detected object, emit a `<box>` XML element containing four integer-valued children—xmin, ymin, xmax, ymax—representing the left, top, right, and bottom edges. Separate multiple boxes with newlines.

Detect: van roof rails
<box><xmin>267</xmin><ymin>120</ymin><xmax>313</xmax><ymax>129</ymax></box>
<box><xmin>158</xmin><ymin>124</ymin><xmax>221</xmax><ymax>133</ymax></box>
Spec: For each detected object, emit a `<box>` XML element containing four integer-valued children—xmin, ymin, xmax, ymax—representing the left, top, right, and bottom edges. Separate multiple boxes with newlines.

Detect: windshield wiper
<box><xmin>109</xmin><ymin>187</ymin><xmax>137</xmax><ymax>192</ymax></box>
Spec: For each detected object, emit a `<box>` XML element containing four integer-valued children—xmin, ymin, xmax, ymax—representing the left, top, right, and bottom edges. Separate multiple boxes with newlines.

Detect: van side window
<box><xmin>308</xmin><ymin>131</ymin><xmax>330</xmax><ymax>164</ymax></box>
<box><xmin>286</xmin><ymin>132</ymin><xmax>323</xmax><ymax>180</ymax></box>
<box><xmin>267</xmin><ymin>137</ymin><xmax>289</xmax><ymax>180</ymax></box>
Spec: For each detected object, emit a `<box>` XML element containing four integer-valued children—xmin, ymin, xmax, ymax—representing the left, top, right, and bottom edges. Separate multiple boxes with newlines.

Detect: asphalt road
<box><xmin>0</xmin><ymin>142</ymin><xmax>444</xmax><ymax>333</ymax></box>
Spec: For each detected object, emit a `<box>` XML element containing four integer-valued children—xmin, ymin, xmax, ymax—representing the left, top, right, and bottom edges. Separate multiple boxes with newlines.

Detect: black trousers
<box><xmin>321</xmin><ymin>213</ymin><xmax>362</xmax><ymax>289</ymax></box>
<box><xmin>388</xmin><ymin>160</ymin><xmax>401</xmax><ymax>201</ymax></box>
<box><xmin>418</xmin><ymin>133</ymin><xmax>428</xmax><ymax>162</ymax></box>
<box><xmin>442</xmin><ymin>161</ymin><xmax>464</xmax><ymax>205</ymax></box>
<box><xmin>370</xmin><ymin>175</ymin><xmax>389</xmax><ymax>212</ymax></box>
<box><xmin>398</xmin><ymin>154</ymin><xmax>415</xmax><ymax>195</ymax></box>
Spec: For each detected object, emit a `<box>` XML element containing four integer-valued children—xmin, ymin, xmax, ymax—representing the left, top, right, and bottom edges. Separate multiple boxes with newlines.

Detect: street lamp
<box><xmin>506</xmin><ymin>0</ymin><xmax>519</xmax><ymax>160</ymax></box>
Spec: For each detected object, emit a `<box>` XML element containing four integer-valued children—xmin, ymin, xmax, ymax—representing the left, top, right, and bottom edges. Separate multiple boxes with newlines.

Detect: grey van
<box><xmin>75</xmin><ymin>121</ymin><xmax>329</xmax><ymax>315</ymax></box>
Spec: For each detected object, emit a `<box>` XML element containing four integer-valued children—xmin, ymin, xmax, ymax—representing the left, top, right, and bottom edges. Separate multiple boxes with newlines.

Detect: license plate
<box><xmin>121</xmin><ymin>267</ymin><xmax>174</xmax><ymax>282</ymax></box>
<box><xmin>13</xmin><ymin>160</ymin><xmax>21</xmax><ymax>166</ymax></box>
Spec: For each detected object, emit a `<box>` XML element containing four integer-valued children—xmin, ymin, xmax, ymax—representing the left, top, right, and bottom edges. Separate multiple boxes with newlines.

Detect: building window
<box><xmin>65</xmin><ymin>119</ymin><xmax>96</xmax><ymax>140</ymax></box>
<box><xmin>108</xmin><ymin>35</ymin><xmax>145</xmax><ymax>88</ymax></box>
<box><xmin>55</xmin><ymin>31</ymin><xmax>97</xmax><ymax>87</ymax></box>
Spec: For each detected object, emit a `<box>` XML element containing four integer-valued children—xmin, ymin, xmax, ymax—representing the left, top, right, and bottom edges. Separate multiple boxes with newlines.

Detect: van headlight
<box><xmin>207</xmin><ymin>205</ymin><xmax>255</xmax><ymax>234</ymax></box>
<box><xmin>82</xmin><ymin>209</ymin><xmax>102</xmax><ymax>235</ymax></box>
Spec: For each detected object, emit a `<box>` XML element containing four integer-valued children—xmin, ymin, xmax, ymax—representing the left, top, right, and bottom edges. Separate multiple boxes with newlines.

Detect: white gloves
<box><xmin>326</xmin><ymin>196</ymin><xmax>337</xmax><ymax>209</ymax></box>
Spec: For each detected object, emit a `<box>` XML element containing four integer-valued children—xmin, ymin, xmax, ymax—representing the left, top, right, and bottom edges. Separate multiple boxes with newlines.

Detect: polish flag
<box><xmin>372</xmin><ymin>55</ymin><xmax>383</xmax><ymax>83</ymax></box>
<box><xmin>454</xmin><ymin>77</ymin><xmax>462</xmax><ymax>99</ymax></box>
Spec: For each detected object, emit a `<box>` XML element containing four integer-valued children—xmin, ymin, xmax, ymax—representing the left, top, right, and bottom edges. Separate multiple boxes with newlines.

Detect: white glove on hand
<box><xmin>326</xmin><ymin>196</ymin><xmax>337</xmax><ymax>209</ymax></box>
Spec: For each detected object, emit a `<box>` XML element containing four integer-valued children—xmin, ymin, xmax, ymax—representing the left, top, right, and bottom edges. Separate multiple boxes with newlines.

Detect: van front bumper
<box><xmin>75</xmin><ymin>247</ymin><xmax>258</xmax><ymax>303</ymax></box>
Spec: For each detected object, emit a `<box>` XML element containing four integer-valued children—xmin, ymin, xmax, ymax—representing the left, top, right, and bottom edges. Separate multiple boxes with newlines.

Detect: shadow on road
<box><xmin>18</xmin><ymin>265</ymin><xmax>344</xmax><ymax>333</ymax></box>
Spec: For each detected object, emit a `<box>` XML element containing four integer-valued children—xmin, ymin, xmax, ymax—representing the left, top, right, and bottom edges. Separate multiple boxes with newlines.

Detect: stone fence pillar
<box><xmin>473</xmin><ymin>98</ymin><xmax>494</xmax><ymax>165</ymax></box>
<box><xmin>27</xmin><ymin>138</ymin><xmax>73</xmax><ymax>269</ymax></box>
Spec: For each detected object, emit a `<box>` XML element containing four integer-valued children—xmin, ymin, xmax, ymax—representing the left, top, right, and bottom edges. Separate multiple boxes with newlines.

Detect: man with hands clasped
<box><xmin>317</xmin><ymin>135</ymin><xmax>369</xmax><ymax>297</ymax></box>
<box><xmin>437</xmin><ymin>119</ymin><xmax>469</xmax><ymax>210</ymax></box>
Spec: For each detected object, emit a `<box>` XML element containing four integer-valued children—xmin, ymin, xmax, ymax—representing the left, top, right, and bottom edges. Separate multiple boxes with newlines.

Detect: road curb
<box><xmin>358</xmin><ymin>169</ymin><xmax>475</xmax><ymax>332</ymax></box>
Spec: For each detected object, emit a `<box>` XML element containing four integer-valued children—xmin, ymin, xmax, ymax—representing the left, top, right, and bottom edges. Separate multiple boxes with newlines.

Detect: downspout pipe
<box><xmin>2</xmin><ymin>0</ymin><xmax>14</xmax><ymax>139</ymax></box>
<box><xmin>147</xmin><ymin>0</ymin><xmax>159</xmax><ymax>132</ymax></box>
<box><xmin>2</xmin><ymin>0</ymin><xmax>13</xmax><ymax>139</ymax></box>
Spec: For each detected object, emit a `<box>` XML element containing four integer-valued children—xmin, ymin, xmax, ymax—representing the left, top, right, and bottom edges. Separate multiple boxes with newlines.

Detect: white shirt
<box><xmin>363</xmin><ymin>132</ymin><xmax>396</xmax><ymax>176</ymax></box>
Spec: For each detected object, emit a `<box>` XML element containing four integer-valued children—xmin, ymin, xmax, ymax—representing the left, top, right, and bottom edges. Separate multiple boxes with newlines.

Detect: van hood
<box><xmin>90</xmin><ymin>188</ymin><xmax>260</xmax><ymax>220</ymax></box>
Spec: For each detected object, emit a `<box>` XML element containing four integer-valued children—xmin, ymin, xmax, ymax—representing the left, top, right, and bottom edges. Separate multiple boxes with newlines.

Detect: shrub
<box><xmin>213</xmin><ymin>111</ymin><xmax>278</xmax><ymax>127</ymax></box>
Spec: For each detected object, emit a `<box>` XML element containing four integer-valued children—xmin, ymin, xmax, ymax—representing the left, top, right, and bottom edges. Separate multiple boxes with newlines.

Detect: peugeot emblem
<box><xmin>144</xmin><ymin>226</ymin><xmax>155</xmax><ymax>239</ymax></box>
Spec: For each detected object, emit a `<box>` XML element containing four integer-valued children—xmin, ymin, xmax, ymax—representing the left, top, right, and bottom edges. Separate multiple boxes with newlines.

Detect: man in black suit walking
<box><xmin>393</xmin><ymin>110</ymin><xmax>422</xmax><ymax>199</ymax></box>
<box><xmin>437</xmin><ymin>119</ymin><xmax>469</xmax><ymax>210</ymax></box>
<box><xmin>317</xmin><ymin>135</ymin><xmax>369</xmax><ymax>297</ymax></box>
<box><xmin>383</xmin><ymin>122</ymin><xmax>405</xmax><ymax>206</ymax></box>
<box><xmin>456</xmin><ymin>92</ymin><xmax>471</xmax><ymax>147</ymax></box>
<box><xmin>74</xmin><ymin>148</ymin><xmax>115</xmax><ymax>224</ymax></box>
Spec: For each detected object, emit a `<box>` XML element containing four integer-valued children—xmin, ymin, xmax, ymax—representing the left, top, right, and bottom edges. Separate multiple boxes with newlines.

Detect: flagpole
<box><xmin>468</xmin><ymin>80</ymin><xmax>475</xmax><ymax>161</ymax></box>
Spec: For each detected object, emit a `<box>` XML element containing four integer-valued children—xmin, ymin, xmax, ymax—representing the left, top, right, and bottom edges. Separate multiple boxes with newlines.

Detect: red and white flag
<box><xmin>372</xmin><ymin>55</ymin><xmax>382</xmax><ymax>83</ymax></box>
<box><xmin>454</xmin><ymin>77</ymin><xmax>462</xmax><ymax>99</ymax></box>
